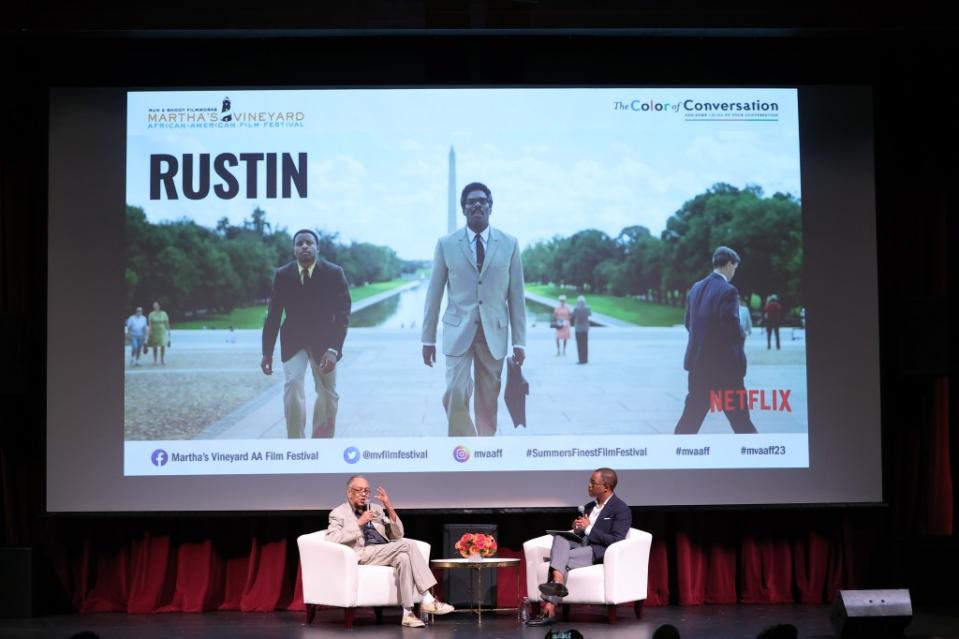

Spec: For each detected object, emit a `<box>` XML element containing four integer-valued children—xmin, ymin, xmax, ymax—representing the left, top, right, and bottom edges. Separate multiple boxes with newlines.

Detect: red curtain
<box><xmin>43</xmin><ymin>511</ymin><xmax>886</xmax><ymax>614</ymax></box>
<box><xmin>665</xmin><ymin>512</ymin><xmax>848</xmax><ymax>606</ymax></box>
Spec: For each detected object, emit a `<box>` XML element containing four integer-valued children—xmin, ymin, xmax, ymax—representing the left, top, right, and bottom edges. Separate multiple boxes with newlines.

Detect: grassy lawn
<box><xmin>175</xmin><ymin>279</ymin><xmax>410</xmax><ymax>329</ymax></box>
<box><xmin>526</xmin><ymin>284</ymin><xmax>684</xmax><ymax>327</ymax></box>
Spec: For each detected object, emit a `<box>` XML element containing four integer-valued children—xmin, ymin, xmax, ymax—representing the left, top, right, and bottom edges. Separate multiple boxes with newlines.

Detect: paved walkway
<box><xmin>127</xmin><ymin>323</ymin><xmax>808</xmax><ymax>440</ymax></box>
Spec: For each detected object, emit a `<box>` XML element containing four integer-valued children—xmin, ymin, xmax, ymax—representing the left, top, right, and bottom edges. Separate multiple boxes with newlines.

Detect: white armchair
<box><xmin>523</xmin><ymin>528</ymin><xmax>652</xmax><ymax>623</ymax></box>
<box><xmin>297</xmin><ymin>530</ymin><xmax>431</xmax><ymax>628</ymax></box>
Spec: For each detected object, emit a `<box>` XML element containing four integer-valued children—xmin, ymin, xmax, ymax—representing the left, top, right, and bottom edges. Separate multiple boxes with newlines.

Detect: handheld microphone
<box><xmin>578</xmin><ymin>505</ymin><xmax>585</xmax><ymax>516</ymax></box>
<box><xmin>365</xmin><ymin>502</ymin><xmax>372</xmax><ymax>527</ymax></box>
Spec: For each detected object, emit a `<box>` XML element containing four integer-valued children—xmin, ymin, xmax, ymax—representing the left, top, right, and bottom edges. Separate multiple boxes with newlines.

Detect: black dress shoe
<box><xmin>538</xmin><ymin>582</ymin><xmax>569</xmax><ymax>598</ymax></box>
<box><xmin>526</xmin><ymin>614</ymin><xmax>557</xmax><ymax>627</ymax></box>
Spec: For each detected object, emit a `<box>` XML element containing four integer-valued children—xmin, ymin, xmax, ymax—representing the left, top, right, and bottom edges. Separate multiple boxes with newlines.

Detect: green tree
<box><xmin>660</xmin><ymin>183</ymin><xmax>743</xmax><ymax>303</ymax></box>
<box><xmin>613</xmin><ymin>225</ymin><xmax>664</xmax><ymax>299</ymax></box>
<box><xmin>560</xmin><ymin>229</ymin><xmax>620</xmax><ymax>290</ymax></box>
<box><xmin>246</xmin><ymin>206</ymin><xmax>272</xmax><ymax>238</ymax></box>
<box><xmin>522</xmin><ymin>239</ymin><xmax>563</xmax><ymax>285</ymax></box>
<box><xmin>659</xmin><ymin>183</ymin><xmax>802</xmax><ymax>308</ymax></box>
<box><xmin>224</xmin><ymin>236</ymin><xmax>275</xmax><ymax>301</ymax></box>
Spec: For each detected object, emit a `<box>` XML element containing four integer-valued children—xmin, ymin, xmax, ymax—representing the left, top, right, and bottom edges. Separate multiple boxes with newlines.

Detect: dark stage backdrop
<box><xmin>1</xmin><ymin>13</ymin><xmax>956</xmax><ymax>617</ymax></box>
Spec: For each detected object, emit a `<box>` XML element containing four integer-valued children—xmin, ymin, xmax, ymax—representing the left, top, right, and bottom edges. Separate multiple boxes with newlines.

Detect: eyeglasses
<box><xmin>349</xmin><ymin>487</ymin><xmax>371</xmax><ymax>494</ymax></box>
<box><xmin>464</xmin><ymin>198</ymin><xmax>490</xmax><ymax>208</ymax></box>
<box><xmin>588</xmin><ymin>480</ymin><xmax>606</xmax><ymax>486</ymax></box>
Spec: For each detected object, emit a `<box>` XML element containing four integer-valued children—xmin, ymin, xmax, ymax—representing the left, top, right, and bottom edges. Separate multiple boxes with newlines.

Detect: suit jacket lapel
<box><xmin>287</xmin><ymin>261</ymin><xmax>302</xmax><ymax>292</ymax></box>
<box><xmin>479</xmin><ymin>228</ymin><xmax>498</xmax><ymax>277</ymax></box>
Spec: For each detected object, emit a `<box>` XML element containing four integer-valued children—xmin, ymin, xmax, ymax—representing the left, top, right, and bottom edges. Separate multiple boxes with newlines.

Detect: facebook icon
<box><xmin>151</xmin><ymin>449</ymin><xmax>169</xmax><ymax>466</ymax></box>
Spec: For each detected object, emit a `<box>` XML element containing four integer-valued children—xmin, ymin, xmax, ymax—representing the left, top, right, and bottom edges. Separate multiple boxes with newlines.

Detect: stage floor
<box><xmin>2</xmin><ymin>605</ymin><xmax>959</xmax><ymax>639</ymax></box>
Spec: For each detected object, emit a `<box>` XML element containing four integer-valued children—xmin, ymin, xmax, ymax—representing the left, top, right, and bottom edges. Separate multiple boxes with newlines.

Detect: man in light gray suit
<box><xmin>327</xmin><ymin>475</ymin><xmax>454</xmax><ymax>627</ymax></box>
<box><xmin>422</xmin><ymin>182</ymin><xmax>527</xmax><ymax>436</ymax></box>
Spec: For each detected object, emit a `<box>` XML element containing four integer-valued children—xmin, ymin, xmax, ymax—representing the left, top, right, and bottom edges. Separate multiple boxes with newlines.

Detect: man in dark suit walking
<box><xmin>527</xmin><ymin>468</ymin><xmax>632</xmax><ymax>626</ymax></box>
<box><xmin>674</xmin><ymin>246</ymin><xmax>756</xmax><ymax>434</ymax></box>
<box><xmin>261</xmin><ymin>229</ymin><xmax>351</xmax><ymax>438</ymax></box>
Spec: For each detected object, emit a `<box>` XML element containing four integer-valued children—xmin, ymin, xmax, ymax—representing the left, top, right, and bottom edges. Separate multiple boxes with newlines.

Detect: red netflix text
<box><xmin>709</xmin><ymin>389</ymin><xmax>792</xmax><ymax>412</ymax></box>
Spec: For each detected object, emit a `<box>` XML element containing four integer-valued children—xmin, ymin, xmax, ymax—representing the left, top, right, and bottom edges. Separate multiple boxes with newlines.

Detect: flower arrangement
<box><xmin>454</xmin><ymin>533</ymin><xmax>497</xmax><ymax>559</ymax></box>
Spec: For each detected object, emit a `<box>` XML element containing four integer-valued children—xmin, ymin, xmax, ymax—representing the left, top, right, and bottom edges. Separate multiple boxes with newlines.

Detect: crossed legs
<box><xmin>358</xmin><ymin>539</ymin><xmax>437</xmax><ymax>608</ymax></box>
<box><xmin>539</xmin><ymin>536</ymin><xmax>593</xmax><ymax>617</ymax></box>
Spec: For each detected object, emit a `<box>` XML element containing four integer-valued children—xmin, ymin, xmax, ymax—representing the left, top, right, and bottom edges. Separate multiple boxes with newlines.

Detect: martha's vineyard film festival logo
<box><xmin>145</xmin><ymin>96</ymin><xmax>306</xmax><ymax>128</ymax></box>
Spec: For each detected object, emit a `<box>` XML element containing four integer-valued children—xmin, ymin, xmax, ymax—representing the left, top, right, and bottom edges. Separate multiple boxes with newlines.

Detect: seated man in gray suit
<box><xmin>528</xmin><ymin>468</ymin><xmax>632</xmax><ymax>626</ymax></box>
<box><xmin>326</xmin><ymin>475</ymin><xmax>454</xmax><ymax>628</ymax></box>
<box><xmin>421</xmin><ymin>182</ymin><xmax>527</xmax><ymax>436</ymax></box>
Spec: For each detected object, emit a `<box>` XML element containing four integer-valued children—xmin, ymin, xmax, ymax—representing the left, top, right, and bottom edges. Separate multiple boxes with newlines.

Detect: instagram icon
<box><xmin>452</xmin><ymin>445</ymin><xmax>470</xmax><ymax>463</ymax></box>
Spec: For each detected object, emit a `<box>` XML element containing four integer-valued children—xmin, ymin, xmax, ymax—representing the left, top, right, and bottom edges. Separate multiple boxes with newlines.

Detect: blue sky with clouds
<box><xmin>128</xmin><ymin>88</ymin><xmax>800</xmax><ymax>260</ymax></box>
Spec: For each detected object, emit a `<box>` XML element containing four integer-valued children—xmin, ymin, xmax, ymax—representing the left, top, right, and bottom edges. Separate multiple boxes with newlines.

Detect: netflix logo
<box><xmin>709</xmin><ymin>389</ymin><xmax>792</xmax><ymax>412</ymax></box>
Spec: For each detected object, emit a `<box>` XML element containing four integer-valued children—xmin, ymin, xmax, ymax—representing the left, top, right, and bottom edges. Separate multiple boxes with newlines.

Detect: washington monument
<box><xmin>447</xmin><ymin>146</ymin><xmax>457</xmax><ymax>233</ymax></box>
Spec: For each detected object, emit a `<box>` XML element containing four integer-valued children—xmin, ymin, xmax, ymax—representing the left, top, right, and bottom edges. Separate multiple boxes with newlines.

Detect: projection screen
<box><xmin>47</xmin><ymin>86</ymin><xmax>881</xmax><ymax>510</ymax></box>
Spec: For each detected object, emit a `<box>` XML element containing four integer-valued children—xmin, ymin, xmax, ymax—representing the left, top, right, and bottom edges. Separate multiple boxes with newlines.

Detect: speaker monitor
<box><xmin>830</xmin><ymin>589</ymin><xmax>912</xmax><ymax>637</ymax></box>
<box><xmin>442</xmin><ymin>523</ymin><xmax>497</xmax><ymax>608</ymax></box>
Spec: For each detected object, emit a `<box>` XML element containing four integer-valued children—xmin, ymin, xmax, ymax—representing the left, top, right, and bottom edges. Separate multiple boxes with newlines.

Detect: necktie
<box><xmin>475</xmin><ymin>233</ymin><xmax>485</xmax><ymax>272</ymax></box>
<box><xmin>302</xmin><ymin>268</ymin><xmax>311</xmax><ymax>285</ymax></box>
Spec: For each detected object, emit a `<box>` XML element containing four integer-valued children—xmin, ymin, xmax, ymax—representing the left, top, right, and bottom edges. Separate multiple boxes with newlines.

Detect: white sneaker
<box><xmin>420</xmin><ymin>601</ymin><xmax>455</xmax><ymax>615</ymax></box>
<box><xmin>402</xmin><ymin>614</ymin><xmax>426</xmax><ymax>628</ymax></box>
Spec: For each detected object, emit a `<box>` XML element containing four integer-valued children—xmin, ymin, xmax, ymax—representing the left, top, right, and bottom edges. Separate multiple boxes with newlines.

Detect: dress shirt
<box><xmin>584</xmin><ymin>498</ymin><xmax>608</xmax><ymax>535</ymax></box>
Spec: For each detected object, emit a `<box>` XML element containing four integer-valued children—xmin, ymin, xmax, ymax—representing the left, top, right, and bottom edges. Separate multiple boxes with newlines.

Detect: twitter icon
<box><xmin>343</xmin><ymin>447</ymin><xmax>361</xmax><ymax>464</ymax></box>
